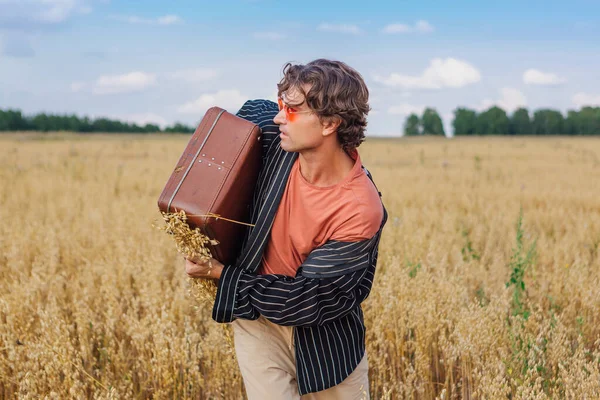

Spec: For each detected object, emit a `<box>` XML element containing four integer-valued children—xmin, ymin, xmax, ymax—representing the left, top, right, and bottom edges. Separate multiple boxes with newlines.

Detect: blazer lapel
<box><xmin>234</xmin><ymin>149</ymin><xmax>298</xmax><ymax>272</ymax></box>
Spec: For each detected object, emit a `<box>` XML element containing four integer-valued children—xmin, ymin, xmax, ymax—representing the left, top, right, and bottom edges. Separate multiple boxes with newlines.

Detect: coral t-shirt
<box><xmin>258</xmin><ymin>150</ymin><xmax>383</xmax><ymax>277</ymax></box>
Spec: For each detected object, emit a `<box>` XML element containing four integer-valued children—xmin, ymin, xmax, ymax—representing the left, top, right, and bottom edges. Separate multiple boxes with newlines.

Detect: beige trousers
<box><xmin>232</xmin><ymin>315</ymin><xmax>370</xmax><ymax>400</ymax></box>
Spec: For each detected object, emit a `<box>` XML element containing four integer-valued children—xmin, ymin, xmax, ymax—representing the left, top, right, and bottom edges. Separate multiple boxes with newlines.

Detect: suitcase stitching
<box><xmin>159</xmin><ymin>107</ymin><xmax>214</xmax><ymax>209</ymax></box>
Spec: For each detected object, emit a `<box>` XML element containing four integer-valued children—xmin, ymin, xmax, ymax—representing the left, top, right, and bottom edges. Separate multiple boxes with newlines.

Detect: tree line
<box><xmin>2</xmin><ymin>105</ymin><xmax>599</xmax><ymax>136</ymax></box>
<box><xmin>404</xmin><ymin>106</ymin><xmax>600</xmax><ymax>136</ymax></box>
<box><xmin>0</xmin><ymin>109</ymin><xmax>195</xmax><ymax>133</ymax></box>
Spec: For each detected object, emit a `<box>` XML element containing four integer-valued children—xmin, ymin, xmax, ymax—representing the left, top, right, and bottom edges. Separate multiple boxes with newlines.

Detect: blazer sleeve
<box><xmin>211</xmin><ymin>231</ymin><xmax>384</xmax><ymax>327</ymax></box>
<box><xmin>235</xmin><ymin>99</ymin><xmax>280</xmax><ymax>160</ymax></box>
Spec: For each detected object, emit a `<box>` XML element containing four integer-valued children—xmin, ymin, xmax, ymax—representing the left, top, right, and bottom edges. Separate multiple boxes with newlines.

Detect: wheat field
<box><xmin>1</xmin><ymin>133</ymin><xmax>599</xmax><ymax>399</ymax></box>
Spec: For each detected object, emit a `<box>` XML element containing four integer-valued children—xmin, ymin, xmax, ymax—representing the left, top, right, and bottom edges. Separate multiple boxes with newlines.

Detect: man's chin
<box><xmin>279</xmin><ymin>140</ymin><xmax>295</xmax><ymax>152</ymax></box>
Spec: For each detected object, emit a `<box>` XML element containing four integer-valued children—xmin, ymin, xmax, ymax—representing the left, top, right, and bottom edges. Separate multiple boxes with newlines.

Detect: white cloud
<box><xmin>111</xmin><ymin>15</ymin><xmax>144</xmax><ymax>23</ymax></box>
<box><xmin>0</xmin><ymin>0</ymin><xmax>91</xmax><ymax>25</ymax></box>
<box><xmin>317</xmin><ymin>23</ymin><xmax>361</xmax><ymax>35</ymax></box>
<box><xmin>70</xmin><ymin>81</ymin><xmax>85</xmax><ymax>92</ymax></box>
<box><xmin>523</xmin><ymin>69</ymin><xmax>565</xmax><ymax>86</ymax></box>
<box><xmin>374</xmin><ymin>57</ymin><xmax>481</xmax><ymax>90</ymax></box>
<box><xmin>38</xmin><ymin>0</ymin><xmax>78</xmax><ymax>22</ymax></box>
<box><xmin>76</xmin><ymin>68</ymin><xmax>216</xmax><ymax>95</ymax></box>
<box><xmin>476</xmin><ymin>88</ymin><xmax>527</xmax><ymax>113</ymax></box>
<box><xmin>177</xmin><ymin>89</ymin><xmax>247</xmax><ymax>115</ymax></box>
<box><xmin>110</xmin><ymin>14</ymin><xmax>183</xmax><ymax>25</ymax></box>
<box><xmin>168</xmin><ymin>68</ymin><xmax>219</xmax><ymax>83</ymax></box>
<box><xmin>92</xmin><ymin>71</ymin><xmax>157</xmax><ymax>95</ymax></box>
<box><xmin>157</xmin><ymin>15</ymin><xmax>181</xmax><ymax>25</ymax></box>
<box><xmin>415</xmin><ymin>20</ymin><xmax>434</xmax><ymax>33</ymax></box>
<box><xmin>0</xmin><ymin>0</ymin><xmax>92</xmax><ymax>61</ymax></box>
<box><xmin>572</xmin><ymin>92</ymin><xmax>600</xmax><ymax>108</ymax></box>
<box><xmin>387</xmin><ymin>103</ymin><xmax>425</xmax><ymax>116</ymax></box>
<box><xmin>253</xmin><ymin>32</ymin><xmax>286</xmax><ymax>40</ymax></box>
<box><xmin>383</xmin><ymin>20</ymin><xmax>434</xmax><ymax>34</ymax></box>
<box><xmin>383</xmin><ymin>24</ymin><xmax>411</xmax><ymax>33</ymax></box>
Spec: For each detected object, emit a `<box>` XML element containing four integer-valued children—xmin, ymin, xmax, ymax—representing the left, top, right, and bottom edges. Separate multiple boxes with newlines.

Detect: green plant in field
<box><xmin>576</xmin><ymin>315</ymin><xmax>585</xmax><ymax>336</ymax></box>
<box><xmin>474</xmin><ymin>155</ymin><xmax>482</xmax><ymax>170</ymax></box>
<box><xmin>460</xmin><ymin>226</ymin><xmax>480</xmax><ymax>262</ymax></box>
<box><xmin>505</xmin><ymin>207</ymin><xmax>537</xmax><ymax>320</ymax></box>
<box><xmin>407</xmin><ymin>261</ymin><xmax>421</xmax><ymax>278</ymax></box>
<box><xmin>475</xmin><ymin>285</ymin><xmax>489</xmax><ymax>307</ymax></box>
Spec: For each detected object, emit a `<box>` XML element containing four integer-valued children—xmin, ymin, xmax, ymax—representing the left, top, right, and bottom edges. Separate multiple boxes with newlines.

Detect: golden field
<box><xmin>1</xmin><ymin>133</ymin><xmax>599</xmax><ymax>399</ymax></box>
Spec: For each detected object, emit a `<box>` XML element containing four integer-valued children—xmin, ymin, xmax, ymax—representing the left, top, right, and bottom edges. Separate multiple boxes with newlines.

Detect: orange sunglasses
<box><xmin>277</xmin><ymin>97</ymin><xmax>313</xmax><ymax>122</ymax></box>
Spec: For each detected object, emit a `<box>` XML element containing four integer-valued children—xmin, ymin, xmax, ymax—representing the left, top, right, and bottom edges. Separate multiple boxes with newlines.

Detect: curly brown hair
<box><xmin>276</xmin><ymin>59</ymin><xmax>371</xmax><ymax>151</ymax></box>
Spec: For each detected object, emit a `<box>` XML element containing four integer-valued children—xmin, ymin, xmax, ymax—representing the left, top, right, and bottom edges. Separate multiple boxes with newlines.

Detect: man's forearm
<box><xmin>231</xmin><ymin>267</ymin><xmax>370</xmax><ymax>327</ymax></box>
<box><xmin>212</xmin><ymin>236</ymin><xmax>381</xmax><ymax>325</ymax></box>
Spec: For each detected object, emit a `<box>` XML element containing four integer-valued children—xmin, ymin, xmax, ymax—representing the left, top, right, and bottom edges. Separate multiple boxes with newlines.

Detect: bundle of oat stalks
<box><xmin>154</xmin><ymin>209</ymin><xmax>242</xmax><ymax>349</ymax></box>
<box><xmin>153</xmin><ymin>209</ymin><xmax>220</xmax><ymax>304</ymax></box>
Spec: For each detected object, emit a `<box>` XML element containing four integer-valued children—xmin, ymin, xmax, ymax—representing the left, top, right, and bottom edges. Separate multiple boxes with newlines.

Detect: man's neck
<box><xmin>297</xmin><ymin>143</ymin><xmax>355</xmax><ymax>187</ymax></box>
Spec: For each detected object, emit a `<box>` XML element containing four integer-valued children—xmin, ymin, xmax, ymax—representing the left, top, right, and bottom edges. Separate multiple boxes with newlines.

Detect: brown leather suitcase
<box><xmin>157</xmin><ymin>106</ymin><xmax>262</xmax><ymax>265</ymax></box>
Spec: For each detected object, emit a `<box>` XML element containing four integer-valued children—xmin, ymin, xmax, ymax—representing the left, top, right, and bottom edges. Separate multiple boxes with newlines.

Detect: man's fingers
<box><xmin>185</xmin><ymin>258</ymin><xmax>213</xmax><ymax>278</ymax></box>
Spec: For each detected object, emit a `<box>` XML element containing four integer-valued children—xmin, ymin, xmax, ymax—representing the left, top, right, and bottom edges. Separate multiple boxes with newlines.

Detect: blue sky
<box><xmin>1</xmin><ymin>0</ymin><xmax>599</xmax><ymax>136</ymax></box>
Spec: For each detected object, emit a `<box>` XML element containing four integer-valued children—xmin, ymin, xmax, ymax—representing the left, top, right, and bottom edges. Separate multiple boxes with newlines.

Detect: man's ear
<box><xmin>322</xmin><ymin>116</ymin><xmax>342</xmax><ymax>138</ymax></box>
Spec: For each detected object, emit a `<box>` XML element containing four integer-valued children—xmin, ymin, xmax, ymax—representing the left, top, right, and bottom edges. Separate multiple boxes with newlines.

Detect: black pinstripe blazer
<box><xmin>212</xmin><ymin>99</ymin><xmax>388</xmax><ymax>395</ymax></box>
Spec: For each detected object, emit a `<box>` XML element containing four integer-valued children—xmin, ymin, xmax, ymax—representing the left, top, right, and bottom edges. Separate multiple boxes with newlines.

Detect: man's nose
<box><xmin>273</xmin><ymin>109</ymin><xmax>286</xmax><ymax>125</ymax></box>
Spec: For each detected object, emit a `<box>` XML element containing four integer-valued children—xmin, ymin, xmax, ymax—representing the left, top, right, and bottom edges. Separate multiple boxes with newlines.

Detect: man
<box><xmin>185</xmin><ymin>59</ymin><xmax>387</xmax><ymax>399</ymax></box>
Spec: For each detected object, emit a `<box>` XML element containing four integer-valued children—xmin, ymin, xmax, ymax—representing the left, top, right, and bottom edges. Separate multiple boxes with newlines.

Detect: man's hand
<box><xmin>185</xmin><ymin>257</ymin><xmax>224</xmax><ymax>280</ymax></box>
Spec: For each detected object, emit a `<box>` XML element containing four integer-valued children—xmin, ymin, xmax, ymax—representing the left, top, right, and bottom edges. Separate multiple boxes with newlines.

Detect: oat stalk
<box><xmin>153</xmin><ymin>209</ymin><xmax>219</xmax><ymax>304</ymax></box>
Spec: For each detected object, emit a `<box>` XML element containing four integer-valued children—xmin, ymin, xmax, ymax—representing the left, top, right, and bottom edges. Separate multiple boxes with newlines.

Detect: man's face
<box><xmin>273</xmin><ymin>84</ymin><xmax>329</xmax><ymax>153</ymax></box>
